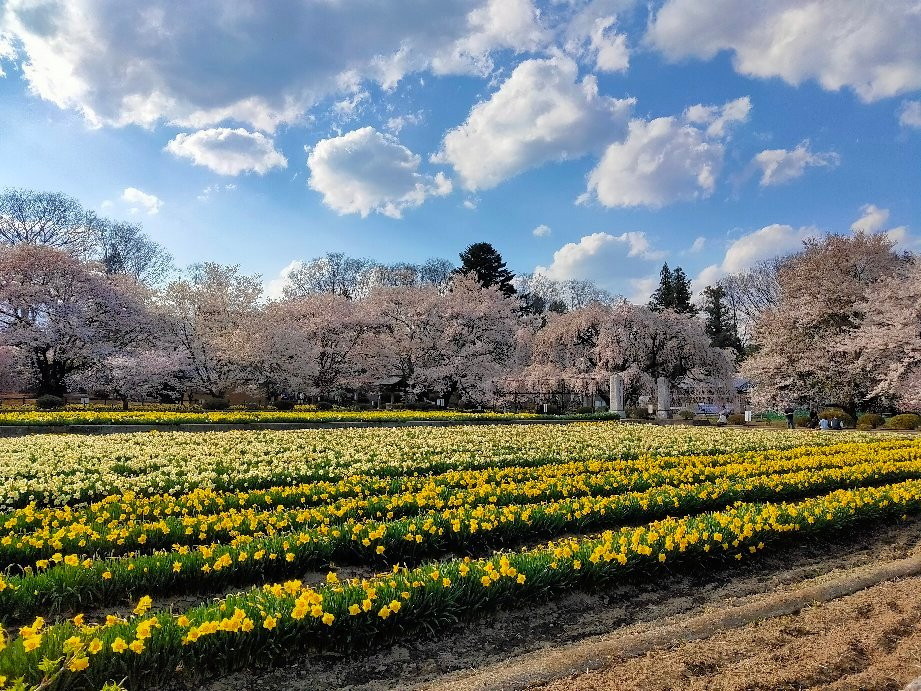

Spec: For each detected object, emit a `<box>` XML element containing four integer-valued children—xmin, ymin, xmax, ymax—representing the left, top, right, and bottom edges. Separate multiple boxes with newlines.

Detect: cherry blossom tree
<box><xmin>517</xmin><ymin>301</ymin><xmax>733</xmax><ymax>406</ymax></box>
<box><xmin>254</xmin><ymin>293</ymin><xmax>375</xmax><ymax>396</ymax></box>
<box><xmin>743</xmin><ymin>232</ymin><xmax>904</xmax><ymax>411</ymax></box>
<box><xmin>157</xmin><ymin>263</ymin><xmax>262</xmax><ymax>398</ymax></box>
<box><xmin>73</xmin><ymin>349</ymin><xmax>190</xmax><ymax>408</ymax></box>
<box><xmin>362</xmin><ymin>275</ymin><xmax>518</xmax><ymax>403</ymax></box>
<box><xmin>849</xmin><ymin>257</ymin><xmax>921</xmax><ymax>409</ymax></box>
<box><xmin>0</xmin><ymin>245</ymin><xmax>152</xmax><ymax>396</ymax></box>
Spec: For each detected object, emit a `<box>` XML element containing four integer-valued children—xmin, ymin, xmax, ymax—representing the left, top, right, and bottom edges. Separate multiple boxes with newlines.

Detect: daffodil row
<box><xmin>0</xmin><ymin>409</ymin><xmax>545</xmax><ymax>427</ymax></box>
<box><xmin>3</xmin><ymin>478</ymin><xmax>921</xmax><ymax>690</ymax></box>
<box><xmin>3</xmin><ymin>440</ymin><xmax>919</xmax><ymax>567</ymax></box>
<box><xmin>1</xmin><ymin>424</ymin><xmax>880</xmax><ymax>510</ymax></box>
<box><xmin>4</xmin><ymin>457</ymin><xmax>921</xmax><ymax>623</ymax></box>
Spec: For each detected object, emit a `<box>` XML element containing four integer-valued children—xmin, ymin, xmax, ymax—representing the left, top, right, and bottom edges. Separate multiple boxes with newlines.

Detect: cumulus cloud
<box><xmin>560</xmin><ymin>1</ymin><xmax>632</xmax><ymax>72</ymax></box>
<box><xmin>683</xmin><ymin>96</ymin><xmax>751</xmax><ymax>137</ymax></box>
<box><xmin>434</xmin><ymin>55</ymin><xmax>634</xmax><ymax>190</ymax></box>
<box><xmin>851</xmin><ymin>203</ymin><xmax>890</xmax><ymax>233</ymax></box>
<box><xmin>850</xmin><ymin>203</ymin><xmax>918</xmax><ymax>252</ymax></box>
<box><xmin>900</xmin><ymin>100</ymin><xmax>921</xmax><ymax>129</ymax></box>
<box><xmin>264</xmin><ymin>260</ymin><xmax>303</xmax><ymax>301</ymax></box>
<box><xmin>0</xmin><ymin>0</ymin><xmax>546</xmax><ymax>131</ymax></box>
<box><xmin>753</xmin><ymin>141</ymin><xmax>839</xmax><ymax>186</ymax></box>
<box><xmin>532</xmin><ymin>224</ymin><xmax>552</xmax><ymax>237</ymax></box>
<box><xmin>165</xmin><ymin>128</ymin><xmax>287</xmax><ymax>176</ymax></box>
<box><xmin>535</xmin><ymin>231</ymin><xmax>666</xmax><ymax>297</ymax></box>
<box><xmin>647</xmin><ymin>0</ymin><xmax>921</xmax><ymax>103</ymax></box>
<box><xmin>307</xmin><ymin>127</ymin><xmax>452</xmax><ymax>219</ymax></box>
<box><xmin>121</xmin><ymin>187</ymin><xmax>162</xmax><ymax>215</ymax></box>
<box><xmin>582</xmin><ymin>96</ymin><xmax>749</xmax><ymax>208</ymax></box>
<box><xmin>695</xmin><ymin>224</ymin><xmax>813</xmax><ymax>288</ymax></box>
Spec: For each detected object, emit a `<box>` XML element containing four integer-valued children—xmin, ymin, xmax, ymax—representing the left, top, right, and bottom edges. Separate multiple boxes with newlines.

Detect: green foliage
<box><xmin>884</xmin><ymin>413</ymin><xmax>920</xmax><ymax>430</ymax></box>
<box><xmin>678</xmin><ymin>409</ymin><xmax>695</xmax><ymax>420</ymax></box>
<box><xmin>34</xmin><ymin>395</ymin><xmax>66</xmax><ymax>410</ymax></box>
<box><xmin>627</xmin><ymin>406</ymin><xmax>650</xmax><ymax>420</ymax></box>
<box><xmin>649</xmin><ymin>263</ymin><xmax>697</xmax><ymax>315</ymax></box>
<box><xmin>701</xmin><ymin>284</ymin><xmax>743</xmax><ymax>355</ymax></box>
<box><xmin>727</xmin><ymin>413</ymin><xmax>746</xmax><ymax>425</ymax></box>
<box><xmin>794</xmin><ymin>415</ymin><xmax>811</xmax><ymax>428</ymax></box>
<box><xmin>456</xmin><ymin>242</ymin><xmax>516</xmax><ymax>297</ymax></box>
<box><xmin>857</xmin><ymin>413</ymin><xmax>885</xmax><ymax>429</ymax></box>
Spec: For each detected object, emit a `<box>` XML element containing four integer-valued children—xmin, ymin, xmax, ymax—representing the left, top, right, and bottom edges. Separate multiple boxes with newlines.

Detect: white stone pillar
<box><xmin>609</xmin><ymin>373</ymin><xmax>625</xmax><ymax>418</ymax></box>
<box><xmin>656</xmin><ymin>376</ymin><xmax>671</xmax><ymax>419</ymax></box>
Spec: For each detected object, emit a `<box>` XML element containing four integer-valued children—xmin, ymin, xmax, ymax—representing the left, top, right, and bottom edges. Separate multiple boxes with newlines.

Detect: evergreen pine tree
<box><xmin>671</xmin><ymin>266</ymin><xmax>698</xmax><ymax>315</ymax></box>
<box><xmin>702</xmin><ymin>284</ymin><xmax>743</xmax><ymax>355</ymax></box>
<box><xmin>456</xmin><ymin>242</ymin><xmax>516</xmax><ymax>297</ymax></box>
<box><xmin>648</xmin><ymin>263</ymin><xmax>674</xmax><ymax>311</ymax></box>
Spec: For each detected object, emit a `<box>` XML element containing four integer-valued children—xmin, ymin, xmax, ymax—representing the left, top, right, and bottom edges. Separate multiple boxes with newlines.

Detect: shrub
<box><xmin>857</xmin><ymin>413</ymin><xmax>885</xmax><ymax>429</ymax></box>
<box><xmin>201</xmin><ymin>398</ymin><xmax>230</xmax><ymax>411</ymax></box>
<box><xmin>883</xmin><ymin>413</ymin><xmax>920</xmax><ymax>430</ymax></box>
<box><xmin>818</xmin><ymin>408</ymin><xmax>854</xmax><ymax>427</ymax></box>
<box><xmin>627</xmin><ymin>406</ymin><xmax>649</xmax><ymax>420</ymax></box>
<box><xmin>315</xmin><ymin>401</ymin><xmax>334</xmax><ymax>411</ymax></box>
<box><xmin>35</xmin><ymin>395</ymin><xmax>66</xmax><ymax>410</ymax></box>
<box><xmin>794</xmin><ymin>414</ymin><xmax>811</xmax><ymax>428</ymax></box>
<box><xmin>273</xmin><ymin>399</ymin><xmax>295</xmax><ymax>411</ymax></box>
<box><xmin>727</xmin><ymin>413</ymin><xmax>746</xmax><ymax>425</ymax></box>
<box><xmin>576</xmin><ymin>406</ymin><xmax>595</xmax><ymax>414</ymax></box>
<box><xmin>678</xmin><ymin>409</ymin><xmax>695</xmax><ymax>420</ymax></box>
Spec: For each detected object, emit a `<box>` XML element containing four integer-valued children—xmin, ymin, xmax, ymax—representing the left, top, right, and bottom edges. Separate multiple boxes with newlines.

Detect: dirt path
<box><xmin>169</xmin><ymin>516</ymin><xmax>921</xmax><ymax>691</ymax></box>
<box><xmin>528</xmin><ymin>572</ymin><xmax>921</xmax><ymax>691</ymax></box>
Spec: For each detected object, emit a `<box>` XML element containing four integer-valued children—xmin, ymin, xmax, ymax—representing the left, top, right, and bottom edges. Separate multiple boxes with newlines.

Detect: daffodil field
<box><xmin>0</xmin><ymin>423</ymin><xmax>918</xmax><ymax>690</ymax></box>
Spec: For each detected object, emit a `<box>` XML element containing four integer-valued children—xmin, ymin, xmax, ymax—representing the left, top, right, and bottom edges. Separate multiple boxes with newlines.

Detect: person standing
<box><xmin>784</xmin><ymin>406</ymin><xmax>795</xmax><ymax>429</ymax></box>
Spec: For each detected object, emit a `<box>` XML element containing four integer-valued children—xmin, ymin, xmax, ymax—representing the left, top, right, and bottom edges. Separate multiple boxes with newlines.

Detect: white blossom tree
<box><xmin>0</xmin><ymin>245</ymin><xmax>152</xmax><ymax>396</ymax></box>
<box><xmin>743</xmin><ymin>232</ymin><xmax>903</xmax><ymax>411</ymax></box>
<box><xmin>157</xmin><ymin>263</ymin><xmax>262</xmax><ymax>398</ymax></box>
<box><xmin>255</xmin><ymin>293</ymin><xmax>376</xmax><ymax>397</ymax></box>
<box><xmin>849</xmin><ymin>258</ymin><xmax>921</xmax><ymax>409</ymax></box>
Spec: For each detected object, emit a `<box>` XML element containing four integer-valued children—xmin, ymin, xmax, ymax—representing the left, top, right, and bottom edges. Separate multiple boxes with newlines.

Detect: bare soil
<box><xmin>161</xmin><ymin>515</ymin><xmax>921</xmax><ymax>691</ymax></box>
<box><xmin>531</xmin><ymin>572</ymin><xmax>921</xmax><ymax>691</ymax></box>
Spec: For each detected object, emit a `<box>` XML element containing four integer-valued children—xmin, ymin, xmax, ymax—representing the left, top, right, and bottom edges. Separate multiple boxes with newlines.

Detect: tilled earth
<box><xmin>159</xmin><ymin>515</ymin><xmax>921</xmax><ymax>691</ymax></box>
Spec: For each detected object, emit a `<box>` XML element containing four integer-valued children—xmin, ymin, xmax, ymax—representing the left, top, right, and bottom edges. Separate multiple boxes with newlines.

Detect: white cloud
<box><xmin>463</xmin><ymin>198</ymin><xmax>478</xmax><ymax>210</ymax></box>
<box><xmin>850</xmin><ymin>203</ymin><xmax>890</xmax><ymax>233</ymax></box>
<box><xmin>121</xmin><ymin>187</ymin><xmax>162</xmax><ymax>215</ymax></box>
<box><xmin>385</xmin><ymin>111</ymin><xmax>424</xmax><ymax>134</ymax></box>
<box><xmin>197</xmin><ymin>183</ymin><xmax>238</xmax><ymax>202</ymax></box>
<box><xmin>695</xmin><ymin>224</ymin><xmax>813</xmax><ymax>288</ymax></box>
<box><xmin>0</xmin><ymin>0</ymin><xmax>546</xmax><ymax>131</ymax></box>
<box><xmin>165</xmin><ymin>128</ymin><xmax>287</xmax><ymax>176</ymax></box>
<box><xmin>532</xmin><ymin>224</ymin><xmax>552</xmax><ymax>237</ymax></box>
<box><xmin>753</xmin><ymin>141</ymin><xmax>839</xmax><ymax>186</ymax></box>
<box><xmin>265</xmin><ymin>260</ymin><xmax>303</xmax><ymax>301</ymax></box>
<box><xmin>647</xmin><ymin>0</ymin><xmax>921</xmax><ymax>103</ymax></box>
<box><xmin>434</xmin><ymin>55</ymin><xmax>634</xmax><ymax>190</ymax></box>
<box><xmin>586</xmin><ymin>17</ymin><xmax>629</xmax><ymax>73</ymax></box>
<box><xmin>307</xmin><ymin>127</ymin><xmax>452</xmax><ymax>219</ymax></box>
<box><xmin>850</xmin><ymin>203</ymin><xmax>919</xmax><ymax>252</ymax></box>
<box><xmin>688</xmin><ymin>236</ymin><xmax>706</xmax><ymax>253</ymax></box>
<box><xmin>0</xmin><ymin>32</ymin><xmax>14</xmax><ymax>77</ymax></box>
<box><xmin>900</xmin><ymin>100</ymin><xmax>921</xmax><ymax>129</ymax></box>
<box><xmin>584</xmin><ymin>105</ymin><xmax>739</xmax><ymax>208</ymax></box>
<box><xmin>535</xmin><ymin>231</ymin><xmax>666</xmax><ymax>296</ymax></box>
<box><xmin>683</xmin><ymin>96</ymin><xmax>751</xmax><ymax>137</ymax></box>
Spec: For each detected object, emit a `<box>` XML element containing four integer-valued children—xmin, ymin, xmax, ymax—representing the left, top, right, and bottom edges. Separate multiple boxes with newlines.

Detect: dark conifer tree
<box><xmin>456</xmin><ymin>242</ymin><xmax>516</xmax><ymax>297</ymax></box>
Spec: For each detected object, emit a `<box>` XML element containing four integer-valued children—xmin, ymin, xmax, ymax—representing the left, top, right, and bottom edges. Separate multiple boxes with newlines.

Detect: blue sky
<box><xmin>0</xmin><ymin>0</ymin><xmax>919</xmax><ymax>301</ymax></box>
